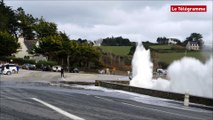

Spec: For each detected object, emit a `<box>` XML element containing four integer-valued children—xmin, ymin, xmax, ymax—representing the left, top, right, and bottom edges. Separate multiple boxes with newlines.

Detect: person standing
<box><xmin>16</xmin><ymin>65</ymin><xmax>19</xmax><ymax>73</ymax></box>
<box><xmin>61</xmin><ymin>67</ymin><xmax>64</xmax><ymax>78</ymax></box>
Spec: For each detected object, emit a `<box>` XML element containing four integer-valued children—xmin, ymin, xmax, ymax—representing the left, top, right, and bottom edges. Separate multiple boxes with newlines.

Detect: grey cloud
<box><xmin>5</xmin><ymin>0</ymin><xmax>213</xmax><ymax>43</ymax></box>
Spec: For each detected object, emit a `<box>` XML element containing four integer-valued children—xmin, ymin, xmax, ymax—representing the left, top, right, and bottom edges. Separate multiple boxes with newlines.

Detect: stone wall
<box><xmin>95</xmin><ymin>80</ymin><xmax>213</xmax><ymax>106</ymax></box>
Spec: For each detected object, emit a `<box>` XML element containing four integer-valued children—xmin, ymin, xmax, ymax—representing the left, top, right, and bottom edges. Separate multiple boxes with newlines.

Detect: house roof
<box><xmin>24</xmin><ymin>40</ymin><xmax>38</xmax><ymax>51</ymax></box>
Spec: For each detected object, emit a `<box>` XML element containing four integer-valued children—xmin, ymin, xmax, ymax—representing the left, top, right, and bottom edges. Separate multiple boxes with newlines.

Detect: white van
<box><xmin>0</xmin><ymin>64</ymin><xmax>17</xmax><ymax>75</ymax></box>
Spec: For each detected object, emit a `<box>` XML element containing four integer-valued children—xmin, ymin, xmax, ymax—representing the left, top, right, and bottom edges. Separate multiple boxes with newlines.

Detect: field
<box><xmin>100</xmin><ymin>46</ymin><xmax>132</xmax><ymax>56</ymax></box>
<box><xmin>149</xmin><ymin>45</ymin><xmax>173</xmax><ymax>50</ymax></box>
<box><xmin>99</xmin><ymin>45</ymin><xmax>212</xmax><ymax>65</ymax></box>
<box><xmin>157</xmin><ymin>51</ymin><xmax>211</xmax><ymax>64</ymax></box>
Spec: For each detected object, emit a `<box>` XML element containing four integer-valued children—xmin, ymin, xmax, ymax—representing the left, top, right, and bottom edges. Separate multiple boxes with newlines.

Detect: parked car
<box><xmin>22</xmin><ymin>63</ymin><xmax>36</xmax><ymax>70</ymax></box>
<box><xmin>70</xmin><ymin>67</ymin><xmax>79</xmax><ymax>73</ymax></box>
<box><xmin>0</xmin><ymin>64</ymin><xmax>17</xmax><ymax>75</ymax></box>
<box><xmin>41</xmin><ymin>65</ymin><xmax>52</xmax><ymax>71</ymax></box>
<box><xmin>52</xmin><ymin>65</ymin><xmax>62</xmax><ymax>72</ymax></box>
<box><xmin>156</xmin><ymin>69</ymin><xmax>167</xmax><ymax>76</ymax></box>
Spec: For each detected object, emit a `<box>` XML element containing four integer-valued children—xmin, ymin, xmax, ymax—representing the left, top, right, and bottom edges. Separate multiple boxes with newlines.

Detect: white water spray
<box><xmin>131</xmin><ymin>44</ymin><xmax>154</xmax><ymax>88</ymax></box>
<box><xmin>130</xmin><ymin>43</ymin><xmax>213</xmax><ymax>98</ymax></box>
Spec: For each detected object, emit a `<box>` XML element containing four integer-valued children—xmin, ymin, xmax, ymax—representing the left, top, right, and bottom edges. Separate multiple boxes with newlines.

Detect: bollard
<box><xmin>184</xmin><ymin>93</ymin><xmax>190</xmax><ymax>107</ymax></box>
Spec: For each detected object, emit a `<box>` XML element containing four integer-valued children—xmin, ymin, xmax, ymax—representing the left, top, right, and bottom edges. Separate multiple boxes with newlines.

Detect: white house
<box><xmin>186</xmin><ymin>41</ymin><xmax>200</xmax><ymax>50</ymax></box>
<box><xmin>14</xmin><ymin>37</ymin><xmax>47</xmax><ymax>61</ymax></box>
<box><xmin>15</xmin><ymin>36</ymin><xmax>32</xmax><ymax>58</ymax></box>
<box><xmin>168</xmin><ymin>38</ymin><xmax>177</xmax><ymax>45</ymax></box>
<box><xmin>93</xmin><ymin>39</ymin><xmax>103</xmax><ymax>46</ymax></box>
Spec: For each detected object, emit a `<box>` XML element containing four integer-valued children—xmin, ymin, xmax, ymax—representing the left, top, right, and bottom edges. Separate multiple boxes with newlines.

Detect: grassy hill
<box><xmin>99</xmin><ymin>45</ymin><xmax>212</xmax><ymax>66</ymax></box>
<box><xmin>149</xmin><ymin>44</ymin><xmax>173</xmax><ymax>50</ymax></box>
<box><xmin>149</xmin><ymin>44</ymin><xmax>211</xmax><ymax>64</ymax></box>
<box><xmin>157</xmin><ymin>51</ymin><xmax>211</xmax><ymax>64</ymax></box>
<box><xmin>100</xmin><ymin>46</ymin><xmax>132</xmax><ymax>56</ymax></box>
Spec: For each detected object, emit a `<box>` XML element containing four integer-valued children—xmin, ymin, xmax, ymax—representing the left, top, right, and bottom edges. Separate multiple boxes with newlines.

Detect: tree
<box><xmin>156</xmin><ymin>37</ymin><xmax>169</xmax><ymax>44</ymax></box>
<box><xmin>59</xmin><ymin>31</ymin><xmax>70</xmax><ymax>42</ymax></box>
<box><xmin>57</xmin><ymin>33</ymin><xmax>75</xmax><ymax>70</ymax></box>
<box><xmin>101</xmin><ymin>36</ymin><xmax>132</xmax><ymax>46</ymax></box>
<box><xmin>183</xmin><ymin>33</ymin><xmax>204</xmax><ymax>47</ymax></box>
<box><xmin>0</xmin><ymin>2</ymin><xmax>19</xmax><ymax>38</ymax></box>
<box><xmin>35</xmin><ymin>35</ymin><xmax>63</xmax><ymax>60</ymax></box>
<box><xmin>34</xmin><ymin>17</ymin><xmax>57</xmax><ymax>39</ymax></box>
<box><xmin>77</xmin><ymin>38</ymin><xmax>88</xmax><ymax>43</ymax></box>
<box><xmin>15</xmin><ymin>7</ymin><xmax>37</xmax><ymax>40</ymax></box>
<box><xmin>0</xmin><ymin>31</ymin><xmax>20</xmax><ymax>56</ymax></box>
<box><xmin>74</xmin><ymin>43</ymin><xmax>101</xmax><ymax>68</ymax></box>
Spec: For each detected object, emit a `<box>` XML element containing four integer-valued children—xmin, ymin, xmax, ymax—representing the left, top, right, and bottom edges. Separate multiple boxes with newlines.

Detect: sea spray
<box><xmin>130</xmin><ymin>43</ymin><xmax>213</xmax><ymax>98</ymax></box>
<box><xmin>168</xmin><ymin>56</ymin><xmax>213</xmax><ymax>98</ymax></box>
<box><xmin>130</xmin><ymin>43</ymin><xmax>153</xmax><ymax>88</ymax></box>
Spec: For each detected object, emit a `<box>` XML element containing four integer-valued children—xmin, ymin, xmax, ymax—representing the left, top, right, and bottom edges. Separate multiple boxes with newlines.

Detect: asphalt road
<box><xmin>0</xmin><ymin>81</ymin><xmax>212</xmax><ymax>120</ymax></box>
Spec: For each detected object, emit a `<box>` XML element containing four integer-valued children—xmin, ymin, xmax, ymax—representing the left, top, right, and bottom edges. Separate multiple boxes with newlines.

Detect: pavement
<box><xmin>0</xmin><ymin>69</ymin><xmax>129</xmax><ymax>83</ymax></box>
<box><xmin>1</xmin><ymin>81</ymin><xmax>212</xmax><ymax>120</ymax></box>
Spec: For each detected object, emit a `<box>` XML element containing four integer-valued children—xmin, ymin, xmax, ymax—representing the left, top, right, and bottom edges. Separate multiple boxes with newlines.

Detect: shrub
<box><xmin>36</xmin><ymin>60</ymin><xmax>57</xmax><ymax>69</ymax></box>
<box><xmin>0</xmin><ymin>56</ymin><xmax>35</xmax><ymax>65</ymax></box>
<box><xmin>158</xmin><ymin>61</ymin><xmax>169</xmax><ymax>69</ymax></box>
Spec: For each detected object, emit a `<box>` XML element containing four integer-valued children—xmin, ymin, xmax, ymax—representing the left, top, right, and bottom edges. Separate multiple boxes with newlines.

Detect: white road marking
<box><xmin>32</xmin><ymin>98</ymin><xmax>85</xmax><ymax>120</ymax></box>
<box><xmin>121</xmin><ymin>102</ymin><xmax>204</xmax><ymax>120</ymax></box>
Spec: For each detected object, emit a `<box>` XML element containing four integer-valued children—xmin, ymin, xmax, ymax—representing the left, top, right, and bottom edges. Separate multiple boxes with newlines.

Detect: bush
<box><xmin>158</xmin><ymin>61</ymin><xmax>169</xmax><ymax>69</ymax></box>
<box><xmin>0</xmin><ymin>56</ymin><xmax>35</xmax><ymax>65</ymax></box>
<box><xmin>36</xmin><ymin>60</ymin><xmax>57</xmax><ymax>69</ymax></box>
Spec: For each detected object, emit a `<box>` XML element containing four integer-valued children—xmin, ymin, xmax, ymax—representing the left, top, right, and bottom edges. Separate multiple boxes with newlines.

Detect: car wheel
<box><xmin>12</xmin><ymin>69</ymin><xmax>16</xmax><ymax>74</ymax></box>
<box><xmin>7</xmin><ymin>71</ymin><xmax>12</xmax><ymax>75</ymax></box>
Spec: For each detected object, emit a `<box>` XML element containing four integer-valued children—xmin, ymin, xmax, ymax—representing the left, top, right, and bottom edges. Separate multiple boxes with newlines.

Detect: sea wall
<box><xmin>95</xmin><ymin>80</ymin><xmax>213</xmax><ymax>106</ymax></box>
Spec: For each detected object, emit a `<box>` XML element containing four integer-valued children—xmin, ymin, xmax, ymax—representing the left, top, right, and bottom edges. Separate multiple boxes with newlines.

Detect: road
<box><xmin>0</xmin><ymin>81</ymin><xmax>212</xmax><ymax>120</ymax></box>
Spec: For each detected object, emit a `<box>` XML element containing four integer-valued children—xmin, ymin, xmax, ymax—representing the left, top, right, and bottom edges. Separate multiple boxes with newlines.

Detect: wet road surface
<box><xmin>0</xmin><ymin>81</ymin><xmax>212</xmax><ymax>120</ymax></box>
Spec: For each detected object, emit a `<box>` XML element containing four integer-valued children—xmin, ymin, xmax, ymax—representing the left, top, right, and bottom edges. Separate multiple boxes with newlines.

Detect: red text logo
<box><xmin>171</xmin><ymin>5</ymin><xmax>207</xmax><ymax>12</ymax></box>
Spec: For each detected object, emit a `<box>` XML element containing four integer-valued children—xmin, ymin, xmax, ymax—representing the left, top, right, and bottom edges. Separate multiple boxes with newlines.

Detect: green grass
<box><xmin>157</xmin><ymin>51</ymin><xmax>211</xmax><ymax>64</ymax></box>
<box><xmin>100</xmin><ymin>46</ymin><xmax>132</xmax><ymax>56</ymax></box>
<box><xmin>149</xmin><ymin>44</ymin><xmax>211</xmax><ymax>64</ymax></box>
<box><xmin>149</xmin><ymin>45</ymin><xmax>173</xmax><ymax>50</ymax></box>
<box><xmin>99</xmin><ymin>45</ymin><xmax>212</xmax><ymax>65</ymax></box>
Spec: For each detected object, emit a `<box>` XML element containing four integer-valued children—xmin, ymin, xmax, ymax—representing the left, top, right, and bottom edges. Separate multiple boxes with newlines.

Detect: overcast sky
<box><xmin>5</xmin><ymin>0</ymin><xmax>213</xmax><ymax>44</ymax></box>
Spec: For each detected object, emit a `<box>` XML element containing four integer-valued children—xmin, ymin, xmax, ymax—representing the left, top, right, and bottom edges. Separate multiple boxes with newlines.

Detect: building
<box><xmin>93</xmin><ymin>39</ymin><xmax>103</xmax><ymax>46</ymax></box>
<box><xmin>168</xmin><ymin>38</ymin><xmax>177</xmax><ymax>45</ymax></box>
<box><xmin>14</xmin><ymin>36</ymin><xmax>47</xmax><ymax>61</ymax></box>
<box><xmin>186</xmin><ymin>41</ymin><xmax>200</xmax><ymax>50</ymax></box>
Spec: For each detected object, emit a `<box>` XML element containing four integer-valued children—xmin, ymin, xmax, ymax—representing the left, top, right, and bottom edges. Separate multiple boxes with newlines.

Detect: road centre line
<box><xmin>32</xmin><ymin>98</ymin><xmax>85</xmax><ymax>120</ymax></box>
<box><xmin>121</xmin><ymin>102</ymin><xmax>204</xmax><ymax>120</ymax></box>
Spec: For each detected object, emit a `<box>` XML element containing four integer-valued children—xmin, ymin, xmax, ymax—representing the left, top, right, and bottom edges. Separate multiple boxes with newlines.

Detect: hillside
<box><xmin>149</xmin><ymin>44</ymin><xmax>211</xmax><ymax>64</ymax></box>
<box><xmin>100</xmin><ymin>46</ymin><xmax>132</xmax><ymax>56</ymax></box>
<box><xmin>99</xmin><ymin>45</ymin><xmax>212</xmax><ymax>68</ymax></box>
